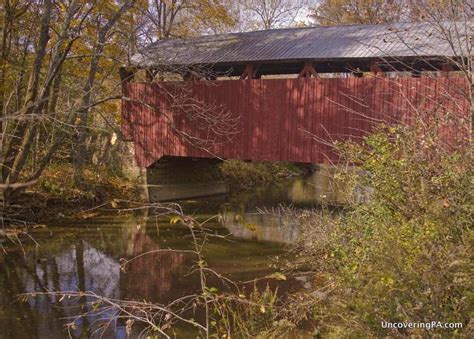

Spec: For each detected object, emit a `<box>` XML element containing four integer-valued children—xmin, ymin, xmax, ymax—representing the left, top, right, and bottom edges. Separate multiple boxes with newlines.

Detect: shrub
<box><xmin>34</xmin><ymin>162</ymin><xmax>135</xmax><ymax>202</ymax></box>
<box><xmin>219</xmin><ymin>159</ymin><xmax>302</xmax><ymax>189</ymax></box>
<box><xmin>288</xmin><ymin>125</ymin><xmax>473</xmax><ymax>337</ymax></box>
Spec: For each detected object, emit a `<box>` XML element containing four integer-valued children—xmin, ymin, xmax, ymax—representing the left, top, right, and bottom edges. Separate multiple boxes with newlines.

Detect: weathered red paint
<box><xmin>122</xmin><ymin>77</ymin><xmax>469</xmax><ymax>168</ymax></box>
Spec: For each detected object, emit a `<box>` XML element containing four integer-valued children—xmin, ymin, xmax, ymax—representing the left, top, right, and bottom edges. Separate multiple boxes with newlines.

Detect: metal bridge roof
<box><xmin>131</xmin><ymin>21</ymin><xmax>469</xmax><ymax>68</ymax></box>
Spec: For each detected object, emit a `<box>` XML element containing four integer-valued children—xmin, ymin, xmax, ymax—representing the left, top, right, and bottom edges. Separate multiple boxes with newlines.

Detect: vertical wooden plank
<box><xmin>277</xmin><ymin>79</ymin><xmax>286</xmax><ymax>161</ymax></box>
<box><xmin>306</xmin><ymin>78</ymin><xmax>314</xmax><ymax>163</ymax></box>
<box><xmin>282</xmin><ymin>79</ymin><xmax>291</xmax><ymax>162</ymax></box>
<box><xmin>253</xmin><ymin>79</ymin><xmax>259</xmax><ymax>161</ymax></box>
<box><xmin>230</xmin><ymin>80</ymin><xmax>239</xmax><ymax>159</ymax></box>
<box><xmin>339</xmin><ymin>78</ymin><xmax>345</xmax><ymax>145</ymax></box>
<box><xmin>158</xmin><ymin>83</ymin><xmax>165</xmax><ymax>159</ymax></box>
<box><xmin>270</xmin><ymin>80</ymin><xmax>279</xmax><ymax>161</ymax></box>
<box><xmin>347</xmin><ymin>77</ymin><xmax>354</xmax><ymax>148</ymax></box>
<box><xmin>155</xmin><ymin>84</ymin><xmax>166</xmax><ymax>158</ymax></box>
<box><xmin>334</xmin><ymin>77</ymin><xmax>340</xmax><ymax>161</ymax></box>
<box><xmin>299</xmin><ymin>78</ymin><xmax>307</xmax><ymax>162</ymax></box>
<box><xmin>275</xmin><ymin>79</ymin><xmax>283</xmax><ymax>161</ymax></box>
<box><xmin>293</xmin><ymin>78</ymin><xmax>303</xmax><ymax>162</ymax></box>
<box><xmin>326</xmin><ymin>78</ymin><xmax>333</xmax><ymax>163</ymax></box>
<box><xmin>121</xmin><ymin>82</ymin><xmax>131</xmax><ymax>141</ymax></box>
<box><xmin>234</xmin><ymin>80</ymin><xmax>240</xmax><ymax>160</ymax></box>
<box><xmin>160</xmin><ymin>83</ymin><xmax>166</xmax><ymax>160</ymax></box>
<box><xmin>315</xmin><ymin>78</ymin><xmax>323</xmax><ymax>163</ymax></box>
<box><xmin>331</xmin><ymin>78</ymin><xmax>339</xmax><ymax>163</ymax></box>
<box><xmin>360</xmin><ymin>77</ymin><xmax>366</xmax><ymax>137</ymax></box>
<box><xmin>384</xmin><ymin>77</ymin><xmax>391</xmax><ymax>126</ymax></box>
<box><xmin>303</xmin><ymin>78</ymin><xmax>312</xmax><ymax>163</ymax></box>
<box><xmin>307</xmin><ymin>79</ymin><xmax>315</xmax><ymax>163</ymax></box>
<box><xmin>334</xmin><ymin>78</ymin><xmax>341</xmax><ymax>163</ymax></box>
<box><xmin>150</xmin><ymin>83</ymin><xmax>155</xmax><ymax>160</ymax></box>
<box><xmin>343</xmin><ymin>78</ymin><xmax>356</xmax><ymax>140</ymax></box>
<box><xmin>253</xmin><ymin>79</ymin><xmax>260</xmax><ymax>161</ymax></box>
<box><xmin>194</xmin><ymin>82</ymin><xmax>203</xmax><ymax>158</ymax></box>
<box><xmin>260</xmin><ymin>79</ymin><xmax>268</xmax><ymax>161</ymax></box>
<box><xmin>244</xmin><ymin>80</ymin><xmax>251</xmax><ymax>160</ymax></box>
<box><xmin>222</xmin><ymin>81</ymin><xmax>230</xmax><ymax>159</ymax></box>
<box><xmin>338</xmin><ymin>78</ymin><xmax>344</xmax><ymax>146</ymax></box>
<box><xmin>263</xmin><ymin>79</ymin><xmax>275</xmax><ymax>161</ymax></box>
<box><xmin>167</xmin><ymin>83</ymin><xmax>174</xmax><ymax>157</ymax></box>
<box><xmin>346</xmin><ymin>78</ymin><xmax>354</xmax><ymax>143</ymax></box>
<box><xmin>414</xmin><ymin>76</ymin><xmax>423</xmax><ymax>125</ymax></box>
<box><xmin>259</xmin><ymin>79</ymin><xmax>265</xmax><ymax>161</ymax></box>
<box><xmin>142</xmin><ymin>83</ymin><xmax>148</xmax><ymax>162</ymax></box>
<box><xmin>399</xmin><ymin>77</ymin><xmax>407</xmax><ymax>125</ymax></box>
<box><xmin>202</xmin><ymin>82</ymin><xmax>210</xmax><ymax>157</ymax></box>
<box><xmin>239</xmin><ymin>79</ymin><xmax>246</xmax><ymax>160</ymax></box>
<box><xmin>292</xmin><ymin>78</ymin><xmax>298</xmax><ymax>162</ymax></box>
<box><xmin>286</xmin><ymin>79</ymin><xmax>293</xmax><ymax>161</ymax></box>
<box><xmin>132</xmin><ymin>84</ymin><xmax>140</xmax><ymax>166</ymax></box>
<box><xmin>230</xmin><ymin>80</ymin><xmax>238</xmax><ymax>159</ymax></box>
<box><xmin>326</xmin><ymin>78</ymin><xmax>335</xmax><ymax>164</ymax></box>
<box><xmin>407</xmin><ymin>76</ymin><xmax>414</xmax><ymax>124</ymax></box>
<box><xmin>408</xmin><ymin>76</ymin><xmax>415</xmax><ymax>125</ymax></box>
<box><xmin>312</xmin><ymin>78</ymin><xmax>320</xmax><ymax>163</ymax></box>
<box><xmin>317</xmin><ymin>79</ymin><xmax>329</xmax><ymax>163</ymax></box>
<box><xmin>244</xmin><ymin>79</ymin><xmax>251</xmax><ymax>161</ymax></box>
<box><xmin>376</xmin><ymin>77</ymin><xmax>384</xmax><ymax>129</ymax></box>
<box><xmin>141</xmin><ymin>83</ymin><xmax>149</xmax><ymax>166</ymax></box>
<box><xmin>290</xmin><ymin>79</ymin><xmax>300</xmax><ymax>162</ymax></box>
<box><xmin>248</xmin><ymin>79</ymin><xmax>256</xmax><ymax>160</ymax></box>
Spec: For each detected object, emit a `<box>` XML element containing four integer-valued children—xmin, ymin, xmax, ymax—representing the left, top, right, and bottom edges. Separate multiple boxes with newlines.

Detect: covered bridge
<box><xmin>121</xmin><ymin>21</ymin><xmax>470</xmax><ymax>168</ymax></box>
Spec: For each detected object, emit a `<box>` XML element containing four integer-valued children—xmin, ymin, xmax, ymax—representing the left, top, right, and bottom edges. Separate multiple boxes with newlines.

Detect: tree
<box><xmin>310</xmin><ymin>0</ymin><xmax>405</xmax><ymax>25</ymax></box>
<box><xmin>0</xmin><ymin>0</ymin><xmax>141</xmax><ymax>202</ymax></box>
<box><xmin>237</xmin><ymin>0</ymin><xmax>311</xmax><ymax>30</ymax></box>
<box><xmin>311</xmin><ymin>0</ymin><xmax>471</xmax><ymax>26</ymax></box>
<box><xmin>1</xmin><ymin>0</ymin><xmax>89</xmax><ymax>201</ymax></box>
<box><xmin>135</xmin><ymin>0</ymin><xmax>236</xmax><ymax>43</ymax></box>
<box><xmin>0</xmin><ymin>0</ymin><xmax>240</xmax><ymax>206</ymax></box>
<box><xmin>72</xmin><ymin>0</ymin><xmax>136</xmax><ymax>187</ymax></box>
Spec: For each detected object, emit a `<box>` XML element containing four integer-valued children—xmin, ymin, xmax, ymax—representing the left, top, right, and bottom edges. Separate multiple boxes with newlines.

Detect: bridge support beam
<box><xmin>298</xmin><ymin>62</ymin><xmax>318</xmax><ymax>78</ymax></box>
<box><xmin>369</xmin><ymin>62</ymin><xmax>384</xmax><ymax>77</ymax></box>
<box><xmin>145</xmin><ymin>156</ymin><xmax>228</xmax><ymax>202</ymax></box>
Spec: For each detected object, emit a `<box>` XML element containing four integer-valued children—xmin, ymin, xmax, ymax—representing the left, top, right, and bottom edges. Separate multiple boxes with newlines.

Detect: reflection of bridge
<box><xmin>0</xmin><ymin>211</ymin><xmax>293</xmax><ymax>337</ymax></box>
<box><xmin>122</xmin><ymin>22</ymin><xmax>469</xmax><ymax>169</ymax></box>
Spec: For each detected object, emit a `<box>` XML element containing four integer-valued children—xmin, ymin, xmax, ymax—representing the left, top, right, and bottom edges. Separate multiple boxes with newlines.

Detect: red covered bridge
<box><xmin>121</xmin><ymin>22</ymin><xmax>470</xmax><ymax>168</ymax></box>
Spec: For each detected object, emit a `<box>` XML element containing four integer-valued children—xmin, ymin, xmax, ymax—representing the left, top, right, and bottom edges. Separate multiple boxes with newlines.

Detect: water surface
<box><xmin>0</xmin><ymin>175</ymin><xmax>339</xmax><ymax>338</ymax></box>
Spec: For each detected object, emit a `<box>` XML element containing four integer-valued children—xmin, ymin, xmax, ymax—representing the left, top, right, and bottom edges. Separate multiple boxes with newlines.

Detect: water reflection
<box><xmin>0</xmin><ymin>212</ymin><xmax>286</xmax><ymax>338</ymax></box>
<box><xmin>119</xmin><ymin>225</ymin><xmax>188</xmax><ymax>302</ymax></box>
<box><xmin>217</xmin><ymin>165</ymin><xmax>367</xmax><ymax>211</ymax></box>
<box><xmin>221</xmin><ymin>212</ymin><xmax>300</xmax><ymax>244</ymax></box>
<box><xmin>0</xmin><ymin>169</ymin><xmax>349</xmax><ymax>338</ymax></box>
<box><xmin>213</xmin><ymin>166</ymin><xmax>358</xmax><ymax>244</ymax></box>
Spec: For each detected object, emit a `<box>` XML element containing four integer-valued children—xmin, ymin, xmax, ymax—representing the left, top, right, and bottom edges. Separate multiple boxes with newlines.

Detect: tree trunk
<box><xmin>73</xmin><ymin>0</ymin><xmax>135</xmax><ymax>188</ymax></box>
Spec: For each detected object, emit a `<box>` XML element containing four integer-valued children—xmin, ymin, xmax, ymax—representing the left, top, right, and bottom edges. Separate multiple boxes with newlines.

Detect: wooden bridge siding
<box><xmin>122</xmin><ymin>77</ymin><xmax>468</xmax><ymax>168</ymax></box>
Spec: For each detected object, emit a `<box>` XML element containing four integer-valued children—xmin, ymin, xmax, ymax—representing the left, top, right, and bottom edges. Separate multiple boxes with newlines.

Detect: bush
<box><xmin>219</xmin><ymin>160</ymin><xmax>303</xmax><ymax>189</ymax></box>
<box><xmin>287</xmin><ymin>125</ymin><xmax>473</xmax><ymax>336</ymax></box>
<box><xmin>34</xmin><ymin>162</ymin><xmax>136</xmax><ymax>202</ymax></box>
<box><xmin>212</xmin><ymin>284</ymin><xmax>287</xmax><ymax>338</ymax></box>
